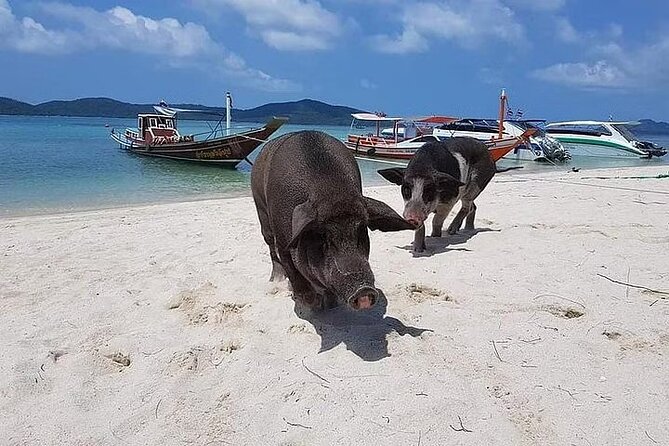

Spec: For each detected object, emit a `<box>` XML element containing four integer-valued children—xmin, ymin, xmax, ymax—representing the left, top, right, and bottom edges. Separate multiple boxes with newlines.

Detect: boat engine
<box><xmin>634</xmin><ymin>141</ymin><xmax>667</xmax><ymax>158</ymax></box>
<box><xmin>536</xmin><ymin>136</ymin><xmax>571</xmax><ymax>162</ymax></box>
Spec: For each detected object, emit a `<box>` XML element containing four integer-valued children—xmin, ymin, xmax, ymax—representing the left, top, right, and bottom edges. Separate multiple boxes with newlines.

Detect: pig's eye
<box><xmin>401</xmin><ymin>183</ymin><xmax>412</xmax><ymax>199</ymax></box>
<box><xmin>304</xmin><ymin>230</ymin><xmax>326</xmax><ymax>258</ymax></box>
<box><xmin>423</xmin><ymin>185</ymin><xmax>436</xmax><ymax>202</ymax></box>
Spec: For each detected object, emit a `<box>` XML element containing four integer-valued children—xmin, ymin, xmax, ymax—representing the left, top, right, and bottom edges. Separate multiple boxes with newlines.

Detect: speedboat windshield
<box><xmin>611</xmin><ymin>124</ymin><xmax>638</xmax><ymax>142</ymax></box>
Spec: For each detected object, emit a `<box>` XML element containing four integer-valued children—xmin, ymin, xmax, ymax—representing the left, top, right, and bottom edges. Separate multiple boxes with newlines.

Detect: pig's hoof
<box><xmin>430</xmin><ymin>229</ymin><xmax>442</xmax><ymax>237</ymax></box>
<box><xmin>447</xmin><ymin>227</ymin><xmax>458</xmax><ymax>235</ymax></box>
<box><xmin>413</xmin><ymin>244</ymin><xmax>426</xmax><ymax>253</ymax></box>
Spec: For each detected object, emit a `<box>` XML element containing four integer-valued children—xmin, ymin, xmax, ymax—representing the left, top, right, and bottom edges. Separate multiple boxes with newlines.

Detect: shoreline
<box><xmin>3</xmin><ymin>163</ymin><xmax>667</xmax><ymax>220</ymax></box>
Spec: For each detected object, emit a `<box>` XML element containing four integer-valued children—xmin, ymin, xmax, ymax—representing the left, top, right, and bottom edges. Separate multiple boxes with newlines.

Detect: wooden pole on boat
<box><xmin>226</xmin><ymin>92</ymin><xmax>232</xmax><ymax>136</ymax></box>
<box><xmin>498</xmin><ymin>89</ymin><xmax>507</xmax><ymax>140</ymax></box>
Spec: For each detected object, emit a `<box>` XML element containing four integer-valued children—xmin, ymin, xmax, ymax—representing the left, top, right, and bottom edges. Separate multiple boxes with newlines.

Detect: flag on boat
<box><xmin>516</xmin><ymin>109</ymin><xmax>524</xmax><ymax>118</ymax></box>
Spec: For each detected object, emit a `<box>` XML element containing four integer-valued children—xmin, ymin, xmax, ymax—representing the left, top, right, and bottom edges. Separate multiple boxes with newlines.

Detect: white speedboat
<box><xmin>433</xmin><ymin>119</ymin><xmax>570</xmax><ymax>162</ymax></box>
<box><xmin>545</xmin><ymin>121</ymin><xmax>666</xmax><ymax>158</ymax></box>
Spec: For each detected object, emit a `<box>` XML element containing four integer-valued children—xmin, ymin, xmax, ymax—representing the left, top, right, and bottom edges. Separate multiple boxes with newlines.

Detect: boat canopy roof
<box><xmin>412</xmin><ymin>116</ymin><xmax>458</xmax><ymax>124</ymax></box>
<box><xmin>153</xmin><ymin>105</ymin><xmax>224</xmax><ymax>117</ymax></box>
<box><xmin>351</xmin><ymin>113</ymin><xmax>403</xmax><ymax>122</ymax></box>
<box><xmin>548</xmin><ymin>120</ymin><xmax>640</xmax><ymax>126</ymax></box>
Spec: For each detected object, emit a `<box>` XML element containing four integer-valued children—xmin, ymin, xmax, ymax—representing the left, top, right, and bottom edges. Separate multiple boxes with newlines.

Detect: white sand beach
<box><xmin>1</xmin><ymin>165</ymin><xmax>668</xmax><ymax>445</ymax></box>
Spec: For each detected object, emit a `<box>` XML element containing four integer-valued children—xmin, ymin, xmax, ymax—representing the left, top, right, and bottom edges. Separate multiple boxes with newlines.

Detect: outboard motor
<box><xmin>535</xmin><ymin>135</ymin><xmax>571</xmax><ymax>162</ymax></box>
<box><xmin>635</xmin><ymin>141</ymin><xmax>667</xmax><ymax>158</ymax></box>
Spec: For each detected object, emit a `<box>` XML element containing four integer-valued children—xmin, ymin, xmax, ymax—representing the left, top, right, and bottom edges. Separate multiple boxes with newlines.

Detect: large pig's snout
<box><xmin>347</xmin><ymin>286</ymin><xmax>378</xmax><ymax>310</ymax></box>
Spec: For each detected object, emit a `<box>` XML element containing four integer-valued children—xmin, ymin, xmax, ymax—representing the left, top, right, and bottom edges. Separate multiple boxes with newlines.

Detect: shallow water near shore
<box><xmin>1</xmin><ymin>115</ymin><xmax>668</xmax><ymax>217</ymax></box>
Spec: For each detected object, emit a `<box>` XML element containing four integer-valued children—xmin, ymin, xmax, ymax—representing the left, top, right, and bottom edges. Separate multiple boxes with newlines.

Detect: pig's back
<box><xmin>252</xmin><ymin>132</ymin><xmax>362</xmax><ymax>240</ymax></box>
<box><xmin>263</xmin><ymin>131</ymin><xmax>361</xmax><ymax>198</ymax></box>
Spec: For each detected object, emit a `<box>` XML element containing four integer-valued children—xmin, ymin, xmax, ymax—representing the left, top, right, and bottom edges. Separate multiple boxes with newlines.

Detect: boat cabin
<box><xmin>137</xmin><ymin>113</ymin><xmax>182</xmax><ymax>145</ymax></box>
<box><xmin>546</xmin><ymin>122</ymin><xmax>615</xmax><ymax>138</ymax></box>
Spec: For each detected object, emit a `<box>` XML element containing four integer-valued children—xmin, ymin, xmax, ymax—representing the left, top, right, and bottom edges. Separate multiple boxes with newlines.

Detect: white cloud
<box><xmin>555</xmin><ymin>17</ymin><xmax>624</xmax><ymax>45</ymax></box>
<box><xmin>259</xmin><ymin>30</ymin><xmax>329</xmax><ymax>51</ymax></box>
<box><xmin>535</xmin><ymin>21</ymin><xmax>669</xmax><ymax>90</ymax></box>
<box><xmin>39</xmin><ymin>3</ymin><xmax>215</xmax><ymax>57</ymax></box>
<box><xmin>533</xmin><ymin>61</ymin><xmax>628</xmax><ymax>88</ymax></box>
<box><xmin>360</xmin><ymin>78</ymin><xmax>378</xmax><ymax>89</ymax></box>
<box><xmin>0</xmin><ymin>0</ymin><xmax>299</xmax><ymax>92</ymax></box>
<box><xmin>196</xmin><ymin>0</ymin><xmax>342</xmax><ymax>51</ymax></box>
<box><xmin>0</xmin><ymin>0</ymin><xmax>71</xmax><ymax>54</ymax></box>
<box><xmin>506</xmin><ymin>0</ymin><xmax>565</xmax><ymax>11</ymax></box>
<box><xmin>369</xmin><ymin>0</ymin><xmax>525</xmax><ymax>54</ymax></box>
<box><xmin>556</xmin><ymin>17</ymin><xmax>579</xmax><ymax>43</ymax></box>
<box><xmin>370</xmin><ymin>27</ymin><xmax>427</xmax><ymax>54</ymax></box>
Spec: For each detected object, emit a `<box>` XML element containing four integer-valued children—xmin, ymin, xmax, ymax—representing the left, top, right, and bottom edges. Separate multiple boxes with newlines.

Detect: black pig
<box><xmin>378</xmin><ymin>137</ymin><xmax>495</xmax><ymax>252</ymax></box>
<box><xmin>251</xmin><ymin>131</ymin><xmax>414</xmax><ymax>310</ymax></box>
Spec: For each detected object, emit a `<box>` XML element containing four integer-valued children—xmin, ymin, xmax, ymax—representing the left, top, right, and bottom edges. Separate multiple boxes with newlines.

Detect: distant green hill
<box><xmin>2</xmin><ymin>96</ymin><xmax>667</xmax><ymax>131</ymax></box>
<box><xmin>633</xmin><ymin>119</ymin><xmax>669</xmax><ymax>135</ymax></box>
<box><xmin>0</xmin><ymin>97</ymin><xmax>36</xmax><ymax>114</ymax></box>
<box><xmin>0</xmin><ymin>97</ymin><xmax>364</xmax><ymax>126</ymax></box>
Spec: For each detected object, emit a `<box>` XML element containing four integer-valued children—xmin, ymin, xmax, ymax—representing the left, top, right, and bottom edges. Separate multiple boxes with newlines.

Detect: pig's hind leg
<box><xmin>447</xmin><ymin>183</ymin><xmax>481</xmax><ymax>234</ymax></box>
<box><xmin>431</xmin><ymin>202</ymin><xmax>457</xmax><ymax>237</ymax></box>
<box><xmin>256</xmin><ymin>207</ymin><xmax>286</xmax><ymax>282</ymax></box>
<box><xmin>447</xmin><ymin>201</ymin><xmax>473</xmax><ymax>234</ymax></box>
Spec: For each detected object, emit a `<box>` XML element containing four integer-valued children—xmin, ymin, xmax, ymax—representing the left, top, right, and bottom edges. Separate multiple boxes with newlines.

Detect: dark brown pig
<box><xmin>251</xmin><ymin>131</ymin><xmax>415</xmax><ymax>310</ymax></box>
<box><xmin>378</xmin><ymin>137</ymin><xmax>495</xmax><ymax>253</ymax></box>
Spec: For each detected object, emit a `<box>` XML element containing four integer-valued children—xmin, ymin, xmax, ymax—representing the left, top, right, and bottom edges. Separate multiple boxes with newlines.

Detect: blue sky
<box><xmin>1</xmin><ymin>0</ymin><xmax>668</xmax><ymax>120</ymax></box>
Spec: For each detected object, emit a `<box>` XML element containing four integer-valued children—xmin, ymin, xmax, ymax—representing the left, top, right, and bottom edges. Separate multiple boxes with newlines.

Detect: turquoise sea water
<box><xmin>1</xmin><ymin>115</ymin><xmax>668</xmax><ymax>217</ymax></box>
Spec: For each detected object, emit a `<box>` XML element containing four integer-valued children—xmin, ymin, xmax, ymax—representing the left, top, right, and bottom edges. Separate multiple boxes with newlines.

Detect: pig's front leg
<box><xmin>270</xmin><ymin>258</ymin><xmax>286</xmax><ymax>282</ymax></box>
<box><xmin>279</xmin><ymin>249</ymin><xmax>319</xmax><ymax>308</ymax></box>
<box><xmin>413</xmin><ymin>224</ymin><xmax>426</xmax><ymax>252</ymax></box>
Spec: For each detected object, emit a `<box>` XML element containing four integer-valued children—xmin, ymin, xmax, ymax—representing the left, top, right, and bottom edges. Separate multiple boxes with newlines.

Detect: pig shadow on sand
<box><xmin>294</xmin><ymin>291</ymin><xmax>431</xmax><ymax>361</ymax></box>
<box><xmin>400</xmin><ymin>227</ymin><xmax>500</xmax><ymax>257</ymax></box>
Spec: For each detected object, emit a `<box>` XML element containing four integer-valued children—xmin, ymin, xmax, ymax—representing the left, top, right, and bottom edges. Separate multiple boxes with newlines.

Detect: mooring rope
<box><xmin>508</xmin><ymin>176</ymin><xmax>669</xmax><ymax>196</ymax></box>
<box><xmin>238</xmin><ymin>134</ymin><xmax>271</xmax><ymax>144</ymax></box>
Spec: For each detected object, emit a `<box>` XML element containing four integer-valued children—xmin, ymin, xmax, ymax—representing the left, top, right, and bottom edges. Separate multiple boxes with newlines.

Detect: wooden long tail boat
<box><xmin>344</xmin><ymin>90</ymin><xmax>535</xmax><ymax>163</ymax></box>
<box><xmin>110</xmin><ymin>100</ymin><xmax>287</xmax><ymax>166</ymax></box>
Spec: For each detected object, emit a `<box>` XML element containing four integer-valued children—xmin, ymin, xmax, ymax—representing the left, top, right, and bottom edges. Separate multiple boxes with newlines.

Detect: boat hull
<box><xmin>344</xmin><ymin>131</ymin><xmax>533</xmax><ymax>163</ymax></box>
<box><xmin>111</xmin><ymin>117</ymin><xmax>287</xmax><ymax>166</ymax></box>
<box><xmin>551</xmin><ymin>135</ymin><xmax>666</xmax><ymax>158</ymax></box>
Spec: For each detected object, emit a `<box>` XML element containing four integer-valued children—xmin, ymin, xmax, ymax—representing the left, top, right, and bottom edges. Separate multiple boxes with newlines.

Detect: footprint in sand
<box><xmin>210</xmin><ymin>340</ymin><xmax>243</xmax><ymax>366</ymax></box>
<box><xmin>541</xmin><ymin>305</ymin><xmax>585</xmax><ymax>319</ymax></box>
<box><xmin>402</xmin><ymin>283</ymin><xmax>454</xmax><ymax>303</ymax></box>
<box><xmin>165</xmin><ymin>349</ymin><xmax>200</xmax><ymax>375</ymax></box>
<box><xmin>105</xmin><ymin>352</ymin><xmax>131</xmax><ymax>367</ymax></box>
<box><xmin>168</xmin><ymin>282</ymin><xmax>248</xmax><ymax>326</ymax></box>
<box><xmin>165</xmin><ymin>341</ymin><xmax>243</xmax><ymax>375</ymax></box>
<box><xmin>286</xmin><ymin>323</ymin><xmax>314</xmax><ymax>335</ymax></box>
<box><xmin>602</xmin><ymin>329</ymin><xmax>669</xmax><ymax>357</ymax></box>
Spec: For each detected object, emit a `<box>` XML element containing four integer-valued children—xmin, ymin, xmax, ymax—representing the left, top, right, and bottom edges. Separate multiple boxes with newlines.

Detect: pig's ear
<box><xmin>363</xmin><ymin>196</ymin><xmax>416</xmax><ymax>232</ymax></box>
<box><xmin>288</xmin><ymin>200</ymin><xmax>317</xmax><ymax>248</ymax></box>
<box><xmin>435</xmin><ymin>172</ymin><xmax>465</xmax><ymax>190</ymax></box>
<box><xmin>377</xmin><ymin>168</ymin><xmax>406</xmax><ymax>185</ymax></box>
